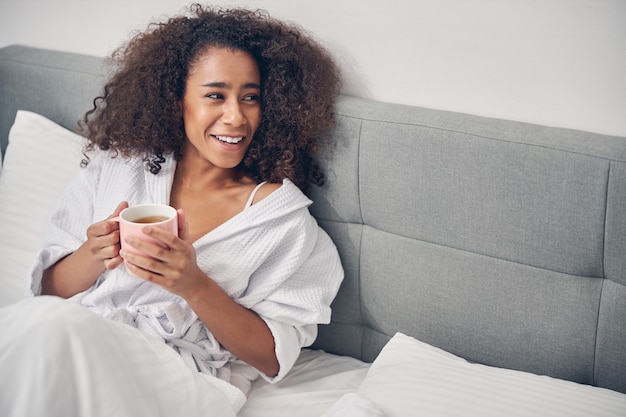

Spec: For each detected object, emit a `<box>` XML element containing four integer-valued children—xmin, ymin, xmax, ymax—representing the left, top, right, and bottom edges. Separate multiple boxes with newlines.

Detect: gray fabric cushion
<box><xmin>606</xmin><ymin>161</ymin><xmax>626</xmax><ymax>285</ymax></box>
<box><xmin>595</xmin><ymin>281</ymin><xmax>626</xmax><ymax>390</ymax></box>
<box><xmin>359</xmin><ymin>229</ymin><xmax>600</xmax><ymax>383</ymax></box>
<box><xmin>358</xmin><ymin>120</ymin><xmax>608</xmax><ymax>276</ymax></box>
<box><xmin>0</xmin><ymin>45</ymin><xmax>106</xmax><ymax>156</ymax></box>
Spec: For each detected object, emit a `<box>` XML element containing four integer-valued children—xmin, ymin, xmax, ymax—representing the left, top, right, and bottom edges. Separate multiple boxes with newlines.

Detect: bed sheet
<box><xmin>238</xmin><ymin>349</ymin><xmax>370</xmax><ymax>417</ymax></box>
<box><xmin>0</xmin><ymin>296</ymin><xmax>240</xmax><ymax>417</ymax></box>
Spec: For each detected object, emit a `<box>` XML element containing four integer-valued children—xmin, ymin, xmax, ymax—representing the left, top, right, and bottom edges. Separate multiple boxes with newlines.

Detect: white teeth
<box><xmin>215</xmin><ymin>135</ymin><xmax>244</xmax><ymax>144</ymax></box>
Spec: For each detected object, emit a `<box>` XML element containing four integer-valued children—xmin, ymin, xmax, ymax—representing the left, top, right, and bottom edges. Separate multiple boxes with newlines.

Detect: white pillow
<box><xmin>356</xmin><ymin>332</ymin><xmax>626</xmax><ymax>417</ymax></box>
<box><xmin>0</xmin><ymin>111</ymin><xmax>84</xmax><ymax>307</ymax></box>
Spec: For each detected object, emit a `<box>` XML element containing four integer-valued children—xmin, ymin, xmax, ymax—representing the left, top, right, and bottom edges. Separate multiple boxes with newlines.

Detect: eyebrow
<box><xmin>201</xmin><ymin>82</ymin><xmax>261</xmax><ymax>89</ymax></box>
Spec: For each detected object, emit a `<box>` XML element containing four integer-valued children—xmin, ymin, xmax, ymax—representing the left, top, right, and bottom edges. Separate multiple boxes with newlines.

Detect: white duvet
<box><xmin>0</xmin><ymin>296</ymin><xmax>371</xmax><ymax>417</ymax></box>
<box><xmin>0</xmin><ymin>296</ymin><xmax>237</xmax><ymax>417</ymax></box>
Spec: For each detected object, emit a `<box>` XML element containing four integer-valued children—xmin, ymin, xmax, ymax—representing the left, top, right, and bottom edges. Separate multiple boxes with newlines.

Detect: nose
<box><xmin>222</xmin><ymin>98</ymin><xmax>246</xmax><ymax>127</ymax></box>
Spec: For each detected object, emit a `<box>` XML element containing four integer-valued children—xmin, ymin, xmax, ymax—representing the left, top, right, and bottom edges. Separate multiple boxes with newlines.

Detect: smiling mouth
<box><xmin>214</xmin><ymin>135</ymin><xmax>244</xmax><ymax>144</ymax></box>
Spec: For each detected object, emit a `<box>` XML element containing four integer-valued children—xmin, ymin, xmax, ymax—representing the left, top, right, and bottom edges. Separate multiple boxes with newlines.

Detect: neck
<box><xmin>175</xmin><ymin>141</ymin><xmax>253</xmax><ymax>190</ymax></box>
<box><xmin>175</xmin><ymin>159</ymin><xmax>233</xmax><ymax>190</ymax></box>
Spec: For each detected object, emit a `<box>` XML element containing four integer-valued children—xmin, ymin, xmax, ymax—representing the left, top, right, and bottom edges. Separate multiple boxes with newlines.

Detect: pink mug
<box><xmin>113</xmin><ymin>204</ymin><xmax>178</xmax><ymax>276</ymax></box>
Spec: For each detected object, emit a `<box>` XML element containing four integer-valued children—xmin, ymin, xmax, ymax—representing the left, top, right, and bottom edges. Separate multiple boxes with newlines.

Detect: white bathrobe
<box><xmin>24</xmin><ymin>151</ymin><xmax>344</xmax><ymax>412</ymax></box>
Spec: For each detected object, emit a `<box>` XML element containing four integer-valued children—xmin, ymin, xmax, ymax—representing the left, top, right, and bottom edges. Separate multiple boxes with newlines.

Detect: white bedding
<box><xmin>0</xmin><ymin>296</ymin><xmax>238</xmax><ymax>417</ymax></box>
<box><xmin>336</xmin><ymin>333</ymin><xmax>626</xmax><ymax>417</ymax></box>
<box><xmin>239</xmin><ymin>349</ymin><xmax>370</xmax><ymax>417</ymax></box>
<box><xmin>0</xmin><ymin>296</ymin><xmax>367</xmax><ymax>417</ymax></box>
<box><xmin>0</xmin><ymin>111</ymin><xmax>84</xmax><ymax>307</ymax></box>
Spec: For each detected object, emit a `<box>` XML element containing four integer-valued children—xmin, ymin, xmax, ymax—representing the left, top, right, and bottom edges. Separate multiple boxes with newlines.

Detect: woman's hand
<box><xmin>120</xmin><ymin>209</ymin><xmax>206</xmax><ymax>299</ymax></box>
<box><xmin>85</xmin><ymin>201</ymin><xmax>128</xmax><ymax>270</ymax></box>
<box><xmin>42</xmin><ymin>201</ymin><xmax>129</xmax><ymax>297</ymax></box>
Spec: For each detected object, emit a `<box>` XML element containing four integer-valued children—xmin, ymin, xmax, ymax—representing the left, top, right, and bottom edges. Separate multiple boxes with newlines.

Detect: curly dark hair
<box><xmin>80</xmin><ymin>4</ymin><xmax>341</xmax><ymax>193</ymax></box>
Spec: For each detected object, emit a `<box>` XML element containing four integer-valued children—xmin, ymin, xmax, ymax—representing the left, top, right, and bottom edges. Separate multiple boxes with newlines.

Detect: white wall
<box><xmin>1</xmin><ymin>0</ymin><xmax>625</xmax><ymax>136</ymax></box>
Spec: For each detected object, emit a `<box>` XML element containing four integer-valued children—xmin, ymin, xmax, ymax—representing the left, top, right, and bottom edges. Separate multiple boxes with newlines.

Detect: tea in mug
<box><xmin>132</xmin><ymin>215</ymin><xmax>170</xmax><ymax>224</ymax></box>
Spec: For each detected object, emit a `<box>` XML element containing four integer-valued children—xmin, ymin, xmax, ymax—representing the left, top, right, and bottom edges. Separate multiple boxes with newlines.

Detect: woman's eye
<box><xmin>206</xmin><ymin>93</ymin><xmax>223</xmax><ymax>99</ymax></box>
<box><xmin>243</xmin><ymin>94</ymin><xmax>259</xmax><ymax>102</ymax></box>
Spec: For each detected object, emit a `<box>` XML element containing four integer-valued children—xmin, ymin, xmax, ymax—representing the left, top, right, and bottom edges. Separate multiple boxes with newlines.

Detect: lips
<box><xmin>213</xmin><ymin>135</ymin><xmax>244</xmax><ymax>144</ymax></box>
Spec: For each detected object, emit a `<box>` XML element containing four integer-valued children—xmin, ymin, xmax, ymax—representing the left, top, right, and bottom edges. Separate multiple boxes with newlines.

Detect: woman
<box><xmin>1</xmin><ymin>5</ymin><xmax>343</xmax><ymax>416</ymax></box>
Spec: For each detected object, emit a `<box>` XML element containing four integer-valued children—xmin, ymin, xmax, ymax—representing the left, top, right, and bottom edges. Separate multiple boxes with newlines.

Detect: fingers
<box><xmin>177</xmin><ymin>209</ymin><xmax>190</xmax><ymax>241</ymax></box>
<box><xmin>122</xmin><ymin>228</ymin><xmax>179</xmax><ymax>263</ymax></box>
<box><xmin>89</xmin><ymin>232</ymin><xmax>121</xmax><ymax>264</ymax></box>
<box><xmin>109</xmin><ymin>201</ymin><xmax>129</xmax><ymax>219</ymax></box>
<box><xmin>121</xmin><ymin>228</ymin><xmax>194</xmax><ymax>280</ymax></box>
<box><xmin>122</xmin><ymin>251</ymin><xmax>170</xmax><ymax>278</ymax></box>
<box><xmin>86</xmin><ymin>222</ymin><xmax>119</xmax><ymax>253</ymax></box>
<box><xmin>104</xmin><ymin>255</ymin><xmax>124</xmax><ymax>270</ymax></box>
<box><xmin>140</xmin><ymin>226</ymin><xmax>180</xmax><ymax>251</ymax></box>
<box><xmin>88</xmin><ymin>201</ymin><xmax>128</xmax><ymax>239</ymax></box>
<box><xmin>121</xmin><ymin>247</ymin><xmax>180</xmax><ymax>289</ymax></box>
<box><xmin>121</xmin><ymin>244</ymin><xmax>202</xmax><ymax>300</ymax></box>
<box><xmin>85</xmin><ymin>202</ymin><xmax>128</xmax><ymax>266</ymax></box>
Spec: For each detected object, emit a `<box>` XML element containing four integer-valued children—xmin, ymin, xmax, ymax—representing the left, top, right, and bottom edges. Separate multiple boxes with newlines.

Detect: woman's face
<box><xmin>181</xmin><ymin>47</ymin><xmax>261</xmax><ymax>170</ymax></box>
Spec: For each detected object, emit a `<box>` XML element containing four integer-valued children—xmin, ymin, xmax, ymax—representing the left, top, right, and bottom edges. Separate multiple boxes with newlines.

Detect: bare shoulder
<box><xmin>251</xmin><ymin>181</ymin><xmax>282</xmax><ymax>205</ymax></box>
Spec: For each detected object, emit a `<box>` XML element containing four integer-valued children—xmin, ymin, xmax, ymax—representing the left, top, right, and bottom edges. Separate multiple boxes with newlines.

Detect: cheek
<box><xmin>182</xmin><ymin>101</ymin><xmax>206</xmax><ymax>130</ymax></box>
<box><xmin>248</xmin><ymin>108</ymin><xmax>262</xmax><ymax>132</ymax></box>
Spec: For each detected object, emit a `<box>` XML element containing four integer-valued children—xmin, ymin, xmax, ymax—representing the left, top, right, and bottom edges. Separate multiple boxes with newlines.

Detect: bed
<box><xmin>1</xmin><ymin>45</ymin><xmax>625</xmax><ymax>416</ymax></box>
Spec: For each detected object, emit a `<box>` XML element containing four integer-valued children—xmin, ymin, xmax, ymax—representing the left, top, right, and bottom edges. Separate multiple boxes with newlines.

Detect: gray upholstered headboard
<box><xmin>307</xmin><ymin>96</ymin><xmax>626</xmax><ymax>393</ymax></box>
<box><xmin>1</xmin><ymin>45</ymin><xmax>625</xmax><ymax>394</ymax></box>
<box><xmin>0</xmin><ymin>45</ymin><xmax>106</xmax><ymax>159</ymax></box>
